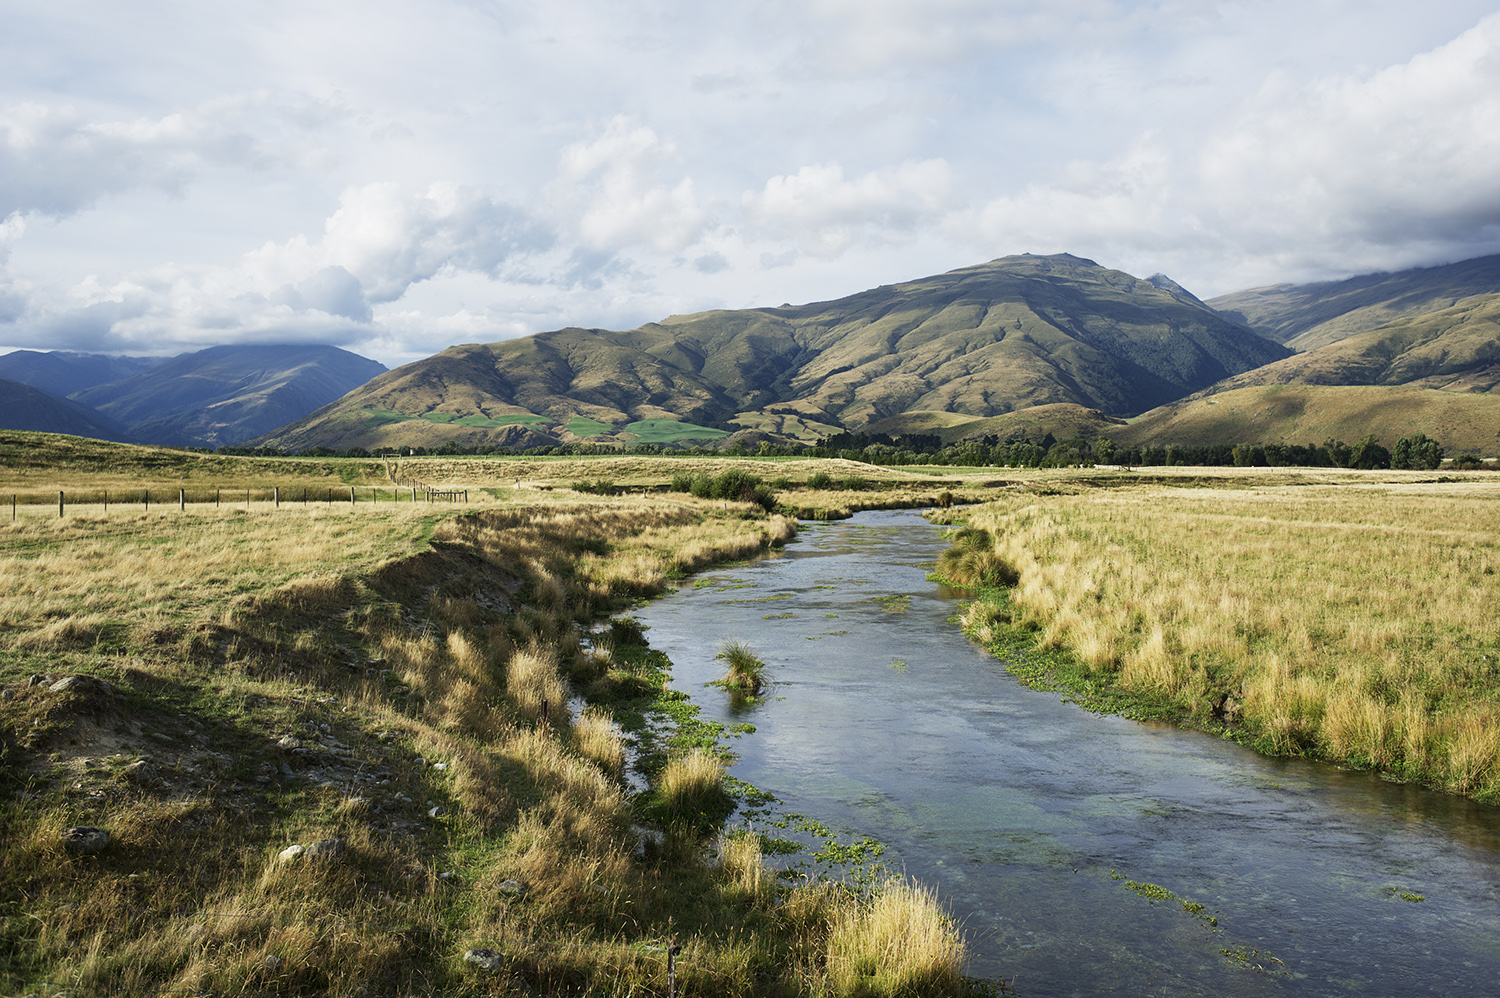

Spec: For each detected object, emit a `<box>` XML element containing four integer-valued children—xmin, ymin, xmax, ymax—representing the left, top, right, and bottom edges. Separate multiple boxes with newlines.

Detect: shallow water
<box><xmin>634</xmin><ymin>510</ymin><xmax>1500</xmax><ymax>997</ymax></box>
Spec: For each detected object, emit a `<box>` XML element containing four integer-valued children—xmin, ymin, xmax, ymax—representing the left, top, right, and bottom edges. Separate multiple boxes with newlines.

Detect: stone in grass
<box><xmin>123</xmin><ymin>759</ymin><xmax>160</xmax><ymax>785</ymax></box>
<box><xmin>464</xmin><ymin>948</ymin><xmax>505</xmax><ymax>971</ymax></box>
<box><xmin>496</xmin><ymin>879</ymin><xmax>527</xmax><ymax>899</ymax></box>
<box><xmin>279</xmin><ymin>837</ymin><xmax>348</xmax><ymax>863</ymax></box>
<box><xmin>61</xmin><ymin>826</ymin><xmax>109</xmax><ymax>854</ymax></box>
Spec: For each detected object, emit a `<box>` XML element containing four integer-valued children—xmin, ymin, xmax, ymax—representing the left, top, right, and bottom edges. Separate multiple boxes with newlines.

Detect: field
<box><xmin>0</xmin><ymin>434</ymin><xmax>974</xmax><ymax>997</ymax></box>
<box><xmin>947</xmin><ymin>475</ymin><xmax>1500</xmax><ymax>802</ymax></box>
<box><xmin>7</xmin><ymin>430</ymin><xmax>1500</xmax><ymax>995</ymax></box>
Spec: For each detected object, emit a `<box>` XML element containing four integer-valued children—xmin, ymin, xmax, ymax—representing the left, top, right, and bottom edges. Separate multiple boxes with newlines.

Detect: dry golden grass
<box><xmin>824</xmin><ymin>877</ymin><xmax>967</xmax><ymax>998</ymax></box>
<box><xmin>962</xmin><ymin>478</ymin><xmax>1500</xmax><ymax>800</ymax></box>
<box><xmin>1</xmin><ymin>466</ymin><xmax>981</xmax><ymax>997</ymax></box>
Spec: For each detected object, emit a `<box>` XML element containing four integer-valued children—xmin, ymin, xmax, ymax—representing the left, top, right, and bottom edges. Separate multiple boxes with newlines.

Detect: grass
<box><xmin>944</xmin><ymin>477</ymin><xmax>1500</xmax><ymax>802</ymax></box>
<box><xmin>717</xmin><ymin>639</ymin><xmax>767</xmax><ymax>695</ymax></box>
<box><xmin>0</xmin><ymin>439</ymin><xmax>981</xmax><ymax>996</ymax></box>
<box><xmin>620</xmin><ymin>418</ymin><xmax>730</xmax><ymax>443</ymax></box>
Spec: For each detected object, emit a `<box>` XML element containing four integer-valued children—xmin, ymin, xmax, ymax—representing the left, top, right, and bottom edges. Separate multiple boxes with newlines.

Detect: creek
<box><xmin>633</xmin><ymin>509</ymin><xmax>1500</xmax><ymax>997</ymax></box>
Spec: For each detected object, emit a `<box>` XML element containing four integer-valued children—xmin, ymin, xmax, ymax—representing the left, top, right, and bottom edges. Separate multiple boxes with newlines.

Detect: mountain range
<box><xmin>7</xmin><ymin>252</ymin><xmax>1500</xmax><ymax>455</ymax></box>
<box><xmin>0</xmin><ymin>344</ymin><xmax>386</xmax><ymax>448</ymax></box>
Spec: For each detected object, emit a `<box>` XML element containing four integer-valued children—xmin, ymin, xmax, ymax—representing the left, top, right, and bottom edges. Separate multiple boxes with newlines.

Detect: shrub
<box><xmin>838</xmin><ymin>475</ymin><xmax>868</xmax><ymax>492</ymax></box>
<box><xmin>807</xmin><ymin>471</ymin><xmax>834</xmax><ymax>489</ymax></box>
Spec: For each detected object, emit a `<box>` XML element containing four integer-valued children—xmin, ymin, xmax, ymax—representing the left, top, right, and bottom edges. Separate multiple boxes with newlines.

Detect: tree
<box><xmin>1348</xmin><ymin>434</ymin><xmax>1391</xmax><ymax>470</ymax></box>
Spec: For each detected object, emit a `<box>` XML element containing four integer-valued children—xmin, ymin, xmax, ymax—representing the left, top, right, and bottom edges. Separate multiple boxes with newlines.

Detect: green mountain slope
<box><xmin>258</xmin><ymin>254</ymin><xmax>1288</xmax><ymax>451</ymax></box>
<box><xmin>1207</xmin><ymin>254</ymin><xmax>1500</xmax><ymax>351</ymax></box>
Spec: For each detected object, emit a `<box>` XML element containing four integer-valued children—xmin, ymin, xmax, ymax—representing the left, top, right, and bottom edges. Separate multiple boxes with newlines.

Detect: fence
<box><xmin>7</xmin><ymin>486</ymin><xmax>471</xmax><ymax>520</ymax></box>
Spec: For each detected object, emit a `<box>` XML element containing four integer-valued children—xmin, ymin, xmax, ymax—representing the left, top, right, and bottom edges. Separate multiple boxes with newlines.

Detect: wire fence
<box><xmin>5</xmin><ymin>486</ymin><xmax>472</xmax><ymax>520</ymax></box>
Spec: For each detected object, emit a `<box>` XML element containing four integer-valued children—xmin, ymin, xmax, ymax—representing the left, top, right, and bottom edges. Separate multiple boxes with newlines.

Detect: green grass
<box><xmin>565</xmin><ymin>417</ymin><xmax>616</xmax><ymax>437</ymax></box>
<box><xmin>621</xmin><ymin>418</ymin><xmax>729</xmax><ymax>443</ymax></box>
<box><xmin>359</xmin><ymin>408</ymin><xmax>553</xmax><ymax>430</ymax></box>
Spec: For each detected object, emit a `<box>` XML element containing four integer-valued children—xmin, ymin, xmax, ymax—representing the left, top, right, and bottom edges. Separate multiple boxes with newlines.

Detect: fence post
<box><xmin>179</xmin><ymin>488</ymin><xmax>185</xmax><ymax>511</ymax></box>
<box><xmin>144</xmin><ymin>489</ymin><xmax>149</xmax><ymax>511</ymax></box>
<box><xmin>350</xmin><ymin>486</ymin><xmax>355</xmax><ymax>505</ymax></box>
<box><xmin>217</xmin><ymin>489</ymin><xmax>220</xmax><ymax>507</ymax></box>
<box><xmin>274</xmin><ymin>486</ymin><xmax>279</xmax><ymax>508</ymax></box>
<box><xmin>668</xmin><ymin>941</ymin><xmax>680</xmax><ymax>998</ymax></box>
<box><xmin>104</xmin><ymin>489</ymin><xmax>108</xmax><ymax>512</ymax></box>
<box><xmin>12</xmin><ymin>494</ymin><xmax>16</xmax><ymax>521</ymax></box>
<box><xmin>59</xmin><ymin>491</ymin><xmax>64</xmax><ymax>518</ymax></box>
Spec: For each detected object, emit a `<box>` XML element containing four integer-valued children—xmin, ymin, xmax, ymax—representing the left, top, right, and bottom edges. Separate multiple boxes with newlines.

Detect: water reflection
<box><xmin>635</xmin><ymin>511</ymin><xmax>1500</xmax><ymax>996</ymax></box>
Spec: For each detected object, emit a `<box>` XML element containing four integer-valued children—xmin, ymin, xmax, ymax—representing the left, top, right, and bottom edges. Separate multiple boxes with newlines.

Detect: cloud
<box><xmin>960</xmin><ymin>12</ymin><xmax>1500</xmax><ymax>290</ymax></box>
<box><xmin>744</xmin><ymin>159</ymin><xmax>955</xmax><ymax>256</ymax></box>
<box><xmin>0</xmin><ymin>100</ymin><xmax>266</xmax><ymax>218</ymax></box>
<box><xmin>246</xmin><ymin>181</ymin><xmax>551</xmax><ymax>306</ymax></box>
<box><xmin>551</xmin><ymin>117</ymin><xmax>707</xmax><ymax>255</ymax></box>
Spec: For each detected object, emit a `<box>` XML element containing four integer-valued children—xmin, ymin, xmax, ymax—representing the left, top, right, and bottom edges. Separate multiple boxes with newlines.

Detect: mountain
<box><xmin>0</xmin><ymin>350</ymin><xmax>160</xmax><ymax>398</ymax></box>
<box><xmin>0</xmin><ymin>378</ymin><xmax>135</xmax><ymax>441</ymax></box>
<box><xmin>256</xmin><ymin>254</ymin><xmax>1288</xmax><ymax>452</ymax></box>
<box><xmin>1207</xmin><ymin>293</ymin><xmax>1500</xmax><ymax>395</ymax></box>
<box><xmin>1207</xmin><ymin>255</ymin><xmax>1500</xmax><ymax>351</ymax></box>
<box><xmin>72</xmin><ymin>344</ymin><xmax>387</xmax><ymax>448</ymax></box>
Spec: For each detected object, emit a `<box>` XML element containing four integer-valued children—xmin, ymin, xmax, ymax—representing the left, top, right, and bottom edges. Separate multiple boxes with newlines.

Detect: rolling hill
<box><xmin>256</xmin><ymin>253</ymin><xmax>1288</xmax><ymax>452</ymax></box>
<box><xmin>1112</xmin><ymin>384</ymin><xmax>1500</xmax><ymax>454</ymax></box>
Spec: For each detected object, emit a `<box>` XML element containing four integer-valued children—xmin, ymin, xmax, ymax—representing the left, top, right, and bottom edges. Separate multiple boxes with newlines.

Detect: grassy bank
<box><xmin>941</xmin><ymin>477</ymin><xmax>1500</xmax><ymax>803</ymax></box>
<box><xmin>1</xmin><ymin>466</ymin><xmax>972</xmax><ymax>996</ymax></box>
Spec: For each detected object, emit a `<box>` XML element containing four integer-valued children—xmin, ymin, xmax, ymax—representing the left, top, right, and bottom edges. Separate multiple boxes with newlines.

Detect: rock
<box><xmin>122</xmin><ymin>760</ymin><xmax>160</xmax><ymax>785</ymax></box>
<box><xmin>431</xmin><ymin>762</ymin><xmax>448</xmax><ymax>771</ymax></box>
<box><xmin>265</xmin><ymin>954</ymin><xmax>283</xmax><ymax>970</ymax></box>
<box><xmin>277</xmin><ymin>844</ymin><xmax>305</xmax><ymax>863</ymax></box>
<box><xmin>28</xmin><ymin>674</ymin><xmax>48</xmax><ymax>687</ymax></box>
<box><xmin>1</xmin><ymin>688</ymin><xmax>14</xmax><ymax>700</ymax></box>
<box><xmin>304</xmin><ymin>837</ymin><xmax>347</xmax><ymax>860</ymax></box>
<box><xmin>496</xmin><ymin>879</ymin><xmax>527</xmax><ymax>899</ymax></box>
<box><xmin>277</xmin><ymin>735</ymin><xmax>302</xmax><ymax>752</ymax></box>
<box><xmin>61</xmin><ymin>826</ymin><xmax>109</xmax><ymax>853</ymax></box>
<box><xmin>464</xmin><ymin>948</ymin><xmax>505</xmax><ymax>971</ymax></box>
<box><xmin>427</xmin><ymin>805</ymin><xmax>447</xmax><ymax>818</ymax></box>
<box><xmin>49</xmin><ymin>675</ymin><xmax>113</xmax><ymax>696</ymax></box>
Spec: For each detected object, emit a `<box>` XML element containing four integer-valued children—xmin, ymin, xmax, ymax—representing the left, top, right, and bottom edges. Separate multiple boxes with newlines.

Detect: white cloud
<box><xmin>245</xmin><ymin>181</ymin><xmax>550</xmax><ymax>306</ymax></box>
<box><xmin>744</xmin><ymin>159</ymin><xmax>955</xmax><ymax>256</ymax></box>
<box><xmin>551</xmin><ymin>117</ymin><xmax>708</xmax><ymax>255</ymax></box>
<box><xmin>0</xmin><ymin>100</ymin><xmax>267</xmax><ymax>218</ymax></box>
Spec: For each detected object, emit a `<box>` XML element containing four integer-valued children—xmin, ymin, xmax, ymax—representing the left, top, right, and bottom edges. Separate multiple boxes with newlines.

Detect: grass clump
<box><xmin>717</xmin><ymin>638</ymin><xmax>767</xmax><ymax>695</ymax></box>
<box><xmin>825</xmin><ymin>877</ymin><xmax>967</xmax><ymax>998</ymax></box>
<box><xmin>934</xmin><ymin>526</ymin><xmax>1021</xmax><ymax>589</ymax></box>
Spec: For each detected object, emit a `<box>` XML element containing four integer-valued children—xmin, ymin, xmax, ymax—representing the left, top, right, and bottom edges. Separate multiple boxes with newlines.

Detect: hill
<box><xmin>257</xmin><ymin>253</ymin><xmax>1287</xmax><ymax>452</ymax></box>
<box><xmin>0</xmin><ymin>378</ymin><xmax>135</xmax><ymax>442</ymax></box>
<box><xmin>1206</xmin><ymin>254</ymin><xmax>1500</xmax><ymax>351</ymax></box>
<box><xmin>72</xmin><ymin>344</ymin><xmax>387</xmax><ymax>448</ymax></box>
<box><xmin>1113</xmin><ymin>384</ymin><xmax>1500</xmax><ymax>454</ymax></box>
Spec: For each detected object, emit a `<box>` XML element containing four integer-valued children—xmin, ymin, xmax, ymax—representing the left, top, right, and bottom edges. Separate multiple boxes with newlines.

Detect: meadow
<box><xmin>946</xmin><ymin>475</ymin><xmax>1500</xmax><ymax>803</ymax></box>
<box><xmin>0</xmin><ymin>435</ymin><xmax>975</xmax><ymax>997</ymax></box>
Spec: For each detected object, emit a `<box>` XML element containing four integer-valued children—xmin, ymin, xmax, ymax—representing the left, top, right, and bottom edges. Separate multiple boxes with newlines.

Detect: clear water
<box><xmin>633</xmin><ymin>510</ymin><xmax>1500</xmax><ymax>997</ymax></box>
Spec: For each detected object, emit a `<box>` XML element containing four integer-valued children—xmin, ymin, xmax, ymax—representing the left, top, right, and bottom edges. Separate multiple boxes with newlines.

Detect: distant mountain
<box><xmin>0</xmin><ymin>377</ymin><xmax>135</xmax><ymax>441</ymax></box>
<box><xmin>72</xmin><ymin>344</ymin><xmax>386</xmax><ymax>448</ymax></box>
<box><xmin>1208</xmin><ymin>293</ymin><xmax>1500</xmax><ymax>395</ymax></box>
<box><xmin>256</xmin><ymin>254</ymin><xmax>1288</xmax><ymax>451</ymax></box>
<box><xmin>1207</xmin><ymin>255</ymin><xmax>1500</xmax><ymax>351</ymax></box>
<box><xmin>0</xmin><ymin>350</ymin><xmax>160</xmax><ymax>398</ymax></box>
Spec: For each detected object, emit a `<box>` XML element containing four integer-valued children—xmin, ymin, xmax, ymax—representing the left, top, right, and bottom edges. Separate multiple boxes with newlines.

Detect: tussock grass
<box><xmin>825</xmin><ymin>877</ymin><xmax>968</xmax><ymax>998</ymax></box>
<box><xmin>718</xmin><ymin>639</ymin><xmax>767</xmax><ymax>694</ymax></box>
<box><xmin>955</xmin><ymin>480</ymin><xmax>1500</xmax><ymax>801</ymax></box>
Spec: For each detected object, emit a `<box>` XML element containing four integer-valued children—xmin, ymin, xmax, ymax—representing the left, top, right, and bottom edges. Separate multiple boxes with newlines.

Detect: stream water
<box><xmin>632</xmin><ymin>510</ymin><xmax>1500</xmax><ymax>997</ymax></box>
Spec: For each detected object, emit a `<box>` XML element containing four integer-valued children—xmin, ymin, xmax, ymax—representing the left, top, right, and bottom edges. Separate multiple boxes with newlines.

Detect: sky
<box><xmin>3</xmin><ymin>0</ymin><xmax>1500</xmax><ymax>369</ymax></box>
